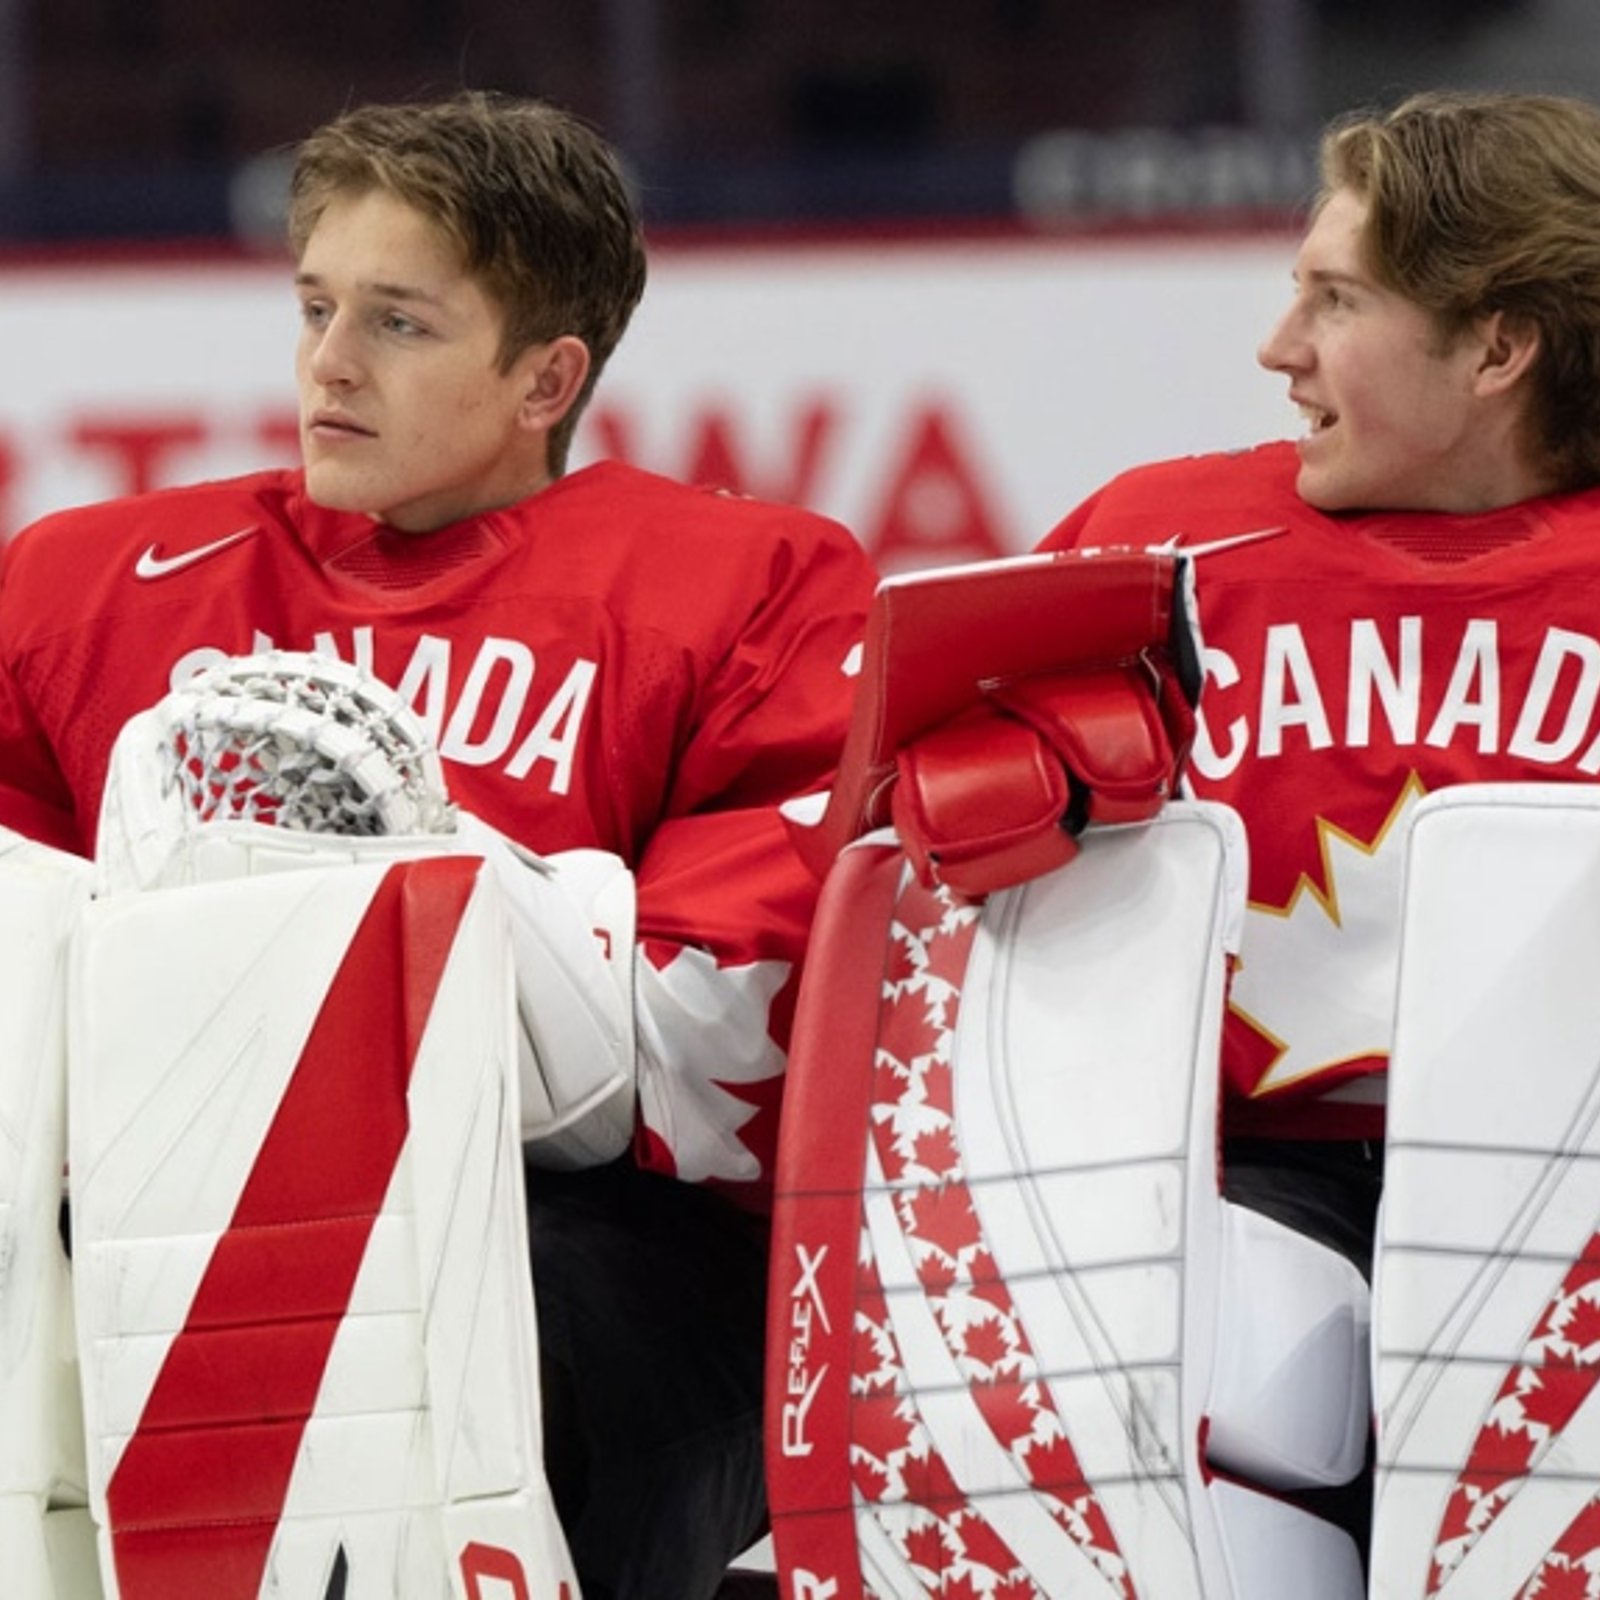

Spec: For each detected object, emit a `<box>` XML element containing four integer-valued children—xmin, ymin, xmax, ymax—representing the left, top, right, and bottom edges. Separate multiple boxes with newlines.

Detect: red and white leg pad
<box><xmin>67</xmin><ymin>852</ymin><xmax>577</xmax><ymax>1598</ymax></box>
<box><xmin>0</xmin><ymin>829</ymin><xmax>101</xmax><ymax>1600</ymax></box>
<box><xmin>768</xmin><ymin>803</ymin><xmax>1368</xmax><ymax>1599</ymax></box>
<box><xmin>1373</xmin><ymin>785</ymin><xmax>1600</xmax><ymax>1598</ymax></box>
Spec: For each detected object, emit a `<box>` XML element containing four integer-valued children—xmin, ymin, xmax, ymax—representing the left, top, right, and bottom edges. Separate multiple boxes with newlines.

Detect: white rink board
<box><xmin>0</xmin><ymin>230</ymin><xmax>1296</xmax><ymax>568</ymax></box>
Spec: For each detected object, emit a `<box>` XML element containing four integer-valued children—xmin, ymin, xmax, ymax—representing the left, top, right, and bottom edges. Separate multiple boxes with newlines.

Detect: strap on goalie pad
<box><xmin>67</xmin><ymin>857</ymin><xmax>577</xmax><ymax>1599</ymax></box>
<box><xmin>451</xmin><ymin>814</ymin><xmax>637</xmax><ymax>1169</ymax></box>
<box><xmin>1372</xmin><ymin>783</ymin><xmax>1600</xmax><ymax>1597</ymax></box>
<box><xmin>0</xmin><ymin>829</ymin><xmax>101</xmax><ymax>1600</ymax></box>
<box><xmin>786</xmin><ymin>547</ymin><xmax>1201</xmax><ymax>894</ymax></box>
<box><xmin>766</xmin><ymin>804</ymin><xmax>1367</xmax><ymax>1600</ymax></box>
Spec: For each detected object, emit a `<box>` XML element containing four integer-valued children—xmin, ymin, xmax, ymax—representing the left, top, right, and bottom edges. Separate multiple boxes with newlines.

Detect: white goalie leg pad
<box><xmin>68</xmin><ymin>852</ymin><xmax>577</xmax><ymax>1598</ymax></box>
<box><xmin>1372</xmin><ymin>784</ymin><xmax>1600</xmax><ymax>1598</ymax></box>
<box><xmin>767</xmin><ymin>802</ymin><xmax>1367</xmax><ymax>1599</ymax></box>
<box><xmin>102</xmin><ymin>809</ymin><xmax>639</xmax><ymax>1172</ymax></box>
<box><xmin>1208</xmin><ymin>1203</ymin><xmax>1370</xmax><ymax>1492</ymax></box>
<box><xmin>0</xmin><ymin>829</ymin><xmax>101</xmax><ymax>1600</ymax></box>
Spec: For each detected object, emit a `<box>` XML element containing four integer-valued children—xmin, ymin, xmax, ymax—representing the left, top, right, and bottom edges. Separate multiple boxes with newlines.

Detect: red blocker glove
<box><xmin>785</xmin><ymin>548</ymin><xmax>1202</xmax><ymax>895</ymax></box>
<box><xmin>892</xmin><ymin>655</ymin><xmax>1195</xmax><ymax>898</ymax></box>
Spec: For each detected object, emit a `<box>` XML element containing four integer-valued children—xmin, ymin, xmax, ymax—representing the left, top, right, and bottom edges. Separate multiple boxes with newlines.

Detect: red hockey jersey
<box><xmin>0</xmin><ymin>460</ymin><xmax>876</xmax><ymax>1202</ymax></box>
<box><xmin>1041</xmin><ymin>440</ymin><xmax>1600</xmax><ymax>1140</ymax></box>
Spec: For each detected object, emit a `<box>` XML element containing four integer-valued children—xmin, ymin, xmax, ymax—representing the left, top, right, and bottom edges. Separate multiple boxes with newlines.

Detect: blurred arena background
<box><xmin>0</xmin><ymin>0</ymin><xmax>1591</xmax><ymax>564</ymax></box>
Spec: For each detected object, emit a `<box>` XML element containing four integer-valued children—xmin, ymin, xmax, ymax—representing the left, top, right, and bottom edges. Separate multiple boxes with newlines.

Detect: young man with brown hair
<box><xmin>0</xmin><ymin>91</ymin><xmax>875</xmax><ymax>1597</ymax></box>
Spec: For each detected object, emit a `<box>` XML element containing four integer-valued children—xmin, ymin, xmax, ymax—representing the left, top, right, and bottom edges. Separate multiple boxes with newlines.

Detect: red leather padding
<box><xmin>890</xmin><ymin>707</ymin><xmax>1080</xmax><ymax>897</ymax></box>
<box><xmin>889</xmin><ymin>655</ymin><xmax>1196</xmax><ymax>897</ymax></box>
<box><xmin>989</xmin><ymin>661</ymin><xmax>1186</xmax><ymax>827</ymax></box>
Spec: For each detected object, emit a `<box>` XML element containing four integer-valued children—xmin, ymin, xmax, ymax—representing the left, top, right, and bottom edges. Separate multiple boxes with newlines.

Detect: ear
<box><xmin>513</xmin><ymin>335</ymin><xmax>592</xmax><ymax>434</ymax></box>
<box><xmin>1473</xmin><ymin>310</ymin><xmax>1541</xmax><ymax>397</ymax></box>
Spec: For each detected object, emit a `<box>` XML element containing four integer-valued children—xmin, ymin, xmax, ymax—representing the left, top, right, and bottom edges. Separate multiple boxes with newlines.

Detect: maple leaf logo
<box><xmin>953</xmin><ymin>1507</ymin><xmax>1024</xmax><ymax>1579</ymax></box>
<box><xmin>959</xmin><ymin>1315</ymin><xmax>1014</xmax><ymax>1375</ymax></box>
<box><xmin>1231</xmin><ymin>776</ymin><xmax>1425</xmax><ymax>1093</ymax></box>
<box><xmin>1521</xmin><ymin>1556</ymin><xmax>1592</xmax><ymax>1600</ymax></box>
<box><xmin>636</xmin><ymin>948</ymin><xmax>789</xmax><ymax>1183</ymax></box>
<box><xmin>995</xmin><ymin>1577</ymin><xmax>1038</xmax><ymax>1600</ymax></box>
<box><xmin>852</xmin><ymin>1392</ymin><xmax>917</xmax><ymax>1479</ymax></box>
<box><xmin>903</xmin><ymin>1519</ymin><xmax>953</xmax><ymax>1579</ymax></box>
<box><xmin>903</xmin><ymin>1183</ymin><xmax>983</xmax><ymax>1261</ymax></box>
<box><xmin>910</xmin><ymin>1124</ymin><xmax>961</xmax><ymax>1177</ymax></box>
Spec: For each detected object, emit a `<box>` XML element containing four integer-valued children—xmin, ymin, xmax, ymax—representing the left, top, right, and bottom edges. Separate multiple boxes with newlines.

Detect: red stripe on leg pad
<box><xmin>106</xmin><ymin>856</ymin><xmax>481</xmax><ymax>1597</ymax></box>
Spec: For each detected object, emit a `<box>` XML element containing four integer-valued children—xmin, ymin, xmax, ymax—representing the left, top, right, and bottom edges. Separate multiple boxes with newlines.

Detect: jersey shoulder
<box><xmin>1091</xmin><ymin>441</ymin><xmax>1298</xmax><ymax>527</ymax></box>
<box><xmin>542</xmin><ymin>459</ymin><xmax>867</xmax><ymax>563</ymax></box>
<box><xmin>1040</xmin><ymin>442</ymin><xmax>1300</xmax><ymax>552</ymax></box>
<box><xmin>1</xmin><ymin>468</ymin><xmax>302</xmax><ymax>637</ymax></box>
<box><xmin>7</xmin><ymin>468</ymin><xmax>300</xmax><ymax>566</ymax></box>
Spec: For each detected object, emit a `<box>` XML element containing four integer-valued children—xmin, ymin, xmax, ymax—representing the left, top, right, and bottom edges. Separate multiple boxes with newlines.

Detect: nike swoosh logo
<box><xmin>134</xmin><ymin>525</ymin><xmax>259</xmax><ymax>580</ymax></box>
<box><xmin>1155</xmin><ymin>526</ymin><xmax>1289</xmax><ymax>559</ymax></box>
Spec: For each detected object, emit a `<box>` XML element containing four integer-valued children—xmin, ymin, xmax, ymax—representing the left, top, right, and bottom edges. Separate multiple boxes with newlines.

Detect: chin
<box><xmin>1295</xmin><ymin>468</ymin><xmax>1344</xmax><ymax>512</ymax></box>
<box><xmin>1295</xmin><ymin>459</ymin><xmax>1377</xmax><ymax>513</ymax></box>
<box><xmin>303</xmin><ymin>465</ymin><xmax>375</xmax><ymax>514</ymax></box>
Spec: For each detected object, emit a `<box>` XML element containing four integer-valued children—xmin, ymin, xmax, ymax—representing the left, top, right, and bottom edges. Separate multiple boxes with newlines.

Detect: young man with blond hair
<box><xmin>1026</xmin><ymin>91</ymin><xmax>1600</xmax><ymax>1574</ymax></box>
<box><xmin>1039</xmin><ymin>90</ymin><xmax>1600</xmax><ymax>1256</ymax></box>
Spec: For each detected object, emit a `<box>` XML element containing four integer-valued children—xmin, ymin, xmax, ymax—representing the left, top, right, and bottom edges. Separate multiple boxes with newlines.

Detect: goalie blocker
<box><xmin>786</xmin><ymin>545</ymin><xmax>1201</xmax><ymax>899</ymax></box>
<box><xmin>767</xmin><ymin>551</ymin><xmax>1371</xmax><ymax>1598</ymax></box>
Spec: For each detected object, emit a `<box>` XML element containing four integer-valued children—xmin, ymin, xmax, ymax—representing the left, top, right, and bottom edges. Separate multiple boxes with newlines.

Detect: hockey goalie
<box><xmin>765</xmin><ymin>547</ymin><xmax>1373</xmax><ymax>1600</ymax></box>
<box><xmin>58</xmin><ymin>655</ymin><xmax>596</xmax><ymax>1599</ymax></box>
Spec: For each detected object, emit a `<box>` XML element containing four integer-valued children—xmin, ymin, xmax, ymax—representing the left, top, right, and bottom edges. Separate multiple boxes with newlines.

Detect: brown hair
<box><xmin>1319</xmin><ymin>90</ymin><xmax>1600</xmax><ymax>493</ymax></box>
<box><xmin>288</xmin><ymin>91</ymin><xmax>647</xmax><ymax>474</ymax></box>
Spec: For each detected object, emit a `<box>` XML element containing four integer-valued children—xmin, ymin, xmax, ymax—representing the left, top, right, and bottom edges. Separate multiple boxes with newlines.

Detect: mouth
<box><xmin>1296</xmin><ymin>400</ymin><xmax>1336</xmax><ymax>438</ymax></box>
<box><xmin>307</xmin><ymin>410</ymin><xmax>376</xmax><ymax>440</ymax></box>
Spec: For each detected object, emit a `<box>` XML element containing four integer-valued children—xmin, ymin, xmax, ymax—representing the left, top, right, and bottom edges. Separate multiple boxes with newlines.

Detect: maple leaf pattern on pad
<box><xmin>1429</xmin><ymin>1231</ymin><xmax>1600</xmax><ymax>1594</ymax></box>
<box><xmin>849</xmin><ymin>874</ymin><xmax>1136</xmax><ymax>1599</ymax></box>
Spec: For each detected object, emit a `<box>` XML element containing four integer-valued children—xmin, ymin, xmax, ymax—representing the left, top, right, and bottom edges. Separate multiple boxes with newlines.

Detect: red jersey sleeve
<box><xmin>0</xmin><ymin>546</ymin><xmax>84</xmax><ymax>854</ymax></box>
<box><xmin>629</xmin><ymin>520</ymin><xmax>873</xmax><ymax>1209</ymax></box>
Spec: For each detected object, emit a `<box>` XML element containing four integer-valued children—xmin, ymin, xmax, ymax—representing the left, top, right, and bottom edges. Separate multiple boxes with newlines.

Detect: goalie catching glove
<box><xmin>94</xmin><ymin>649</ymin><xmax>638</xmax><ymax>1167</ymax></box>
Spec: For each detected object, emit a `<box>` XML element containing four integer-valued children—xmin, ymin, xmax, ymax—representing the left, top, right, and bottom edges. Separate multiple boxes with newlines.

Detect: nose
<box><xmin>1257</xmin><ymin>301</ymin><xmax>1308</xmax><ymax>376</ymax></box>
<box><xmin>306</xmin><ymin>311</ymin><xmax>363</xmax><ymax>389</ymax></box>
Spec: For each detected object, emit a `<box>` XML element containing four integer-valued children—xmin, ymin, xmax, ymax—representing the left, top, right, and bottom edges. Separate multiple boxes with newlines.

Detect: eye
<box><xmin>379</xmin><ymin>310</ymin><xmax>427</xmax><ymax>337</ymax></box>
<box><xmin>298</xmin><ymin>297</ymin><xmax>332</xmax><ymax>329</ymax></box>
